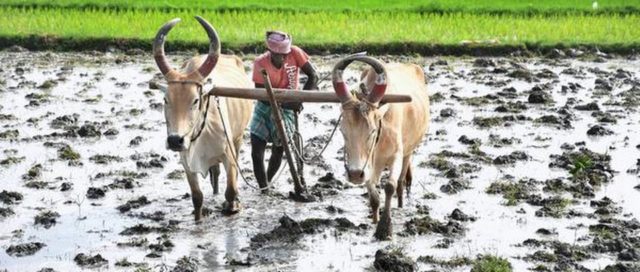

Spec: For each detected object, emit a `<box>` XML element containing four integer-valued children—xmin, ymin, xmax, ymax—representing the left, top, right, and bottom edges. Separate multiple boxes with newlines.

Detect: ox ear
<box><xmin>158</xmin><ymin>84</ymin><xmax>168</xmax><ymax>94</ymax></box>
<box><xmin>149</xmin><ymin>80</ymin><xmax>168</xmax><ymax>94</ymax></box>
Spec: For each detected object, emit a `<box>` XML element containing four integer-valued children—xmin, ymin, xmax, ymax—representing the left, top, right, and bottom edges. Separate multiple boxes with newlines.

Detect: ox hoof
<box><xmin>221</xmin><ymin>201</ymin><xmax>242</xmax><ymax>215</ymax></box>
<box><xmin>289</xmin><ymin>191</ymin><xmax>316</xmax><ymax>203</ymax></box>
<box><xmin>192</xmin><ymin>207</ymin><xmax>213</xmax><ymax>219</ymax></box>
<box><xmin>373</xmin><ymin>214</ymin><xmax>393</xmax><ymax>240</ymax></box>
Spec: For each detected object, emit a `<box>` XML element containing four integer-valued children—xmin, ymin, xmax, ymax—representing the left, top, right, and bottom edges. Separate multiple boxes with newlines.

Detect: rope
<box><xmin>285</xmin><ymin>111</ymin><xmax>342</xmax><ymax>165</ymax></box>
<box><xmin>214</xmin><ymin>96</ymin><xmax>271</xmax><ymax>192</ymax></box>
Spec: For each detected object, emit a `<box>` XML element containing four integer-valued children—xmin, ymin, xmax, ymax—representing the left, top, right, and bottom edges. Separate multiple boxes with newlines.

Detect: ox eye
<box><xmin>163</xmin><ymin>97</ymin><xmax>168</xmax><ymax>104</ymax></box>
<box><xmin>193</xmin><ymin>99</ymin><xmax>199</xmax><ymax>106</ymax></box>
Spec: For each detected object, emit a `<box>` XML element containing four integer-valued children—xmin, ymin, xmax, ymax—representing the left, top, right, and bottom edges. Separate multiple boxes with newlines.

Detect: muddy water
<box><xmin>0</xmin><ymin>52</ymin><xmax>638</xmax><ymax>271</ymax></box>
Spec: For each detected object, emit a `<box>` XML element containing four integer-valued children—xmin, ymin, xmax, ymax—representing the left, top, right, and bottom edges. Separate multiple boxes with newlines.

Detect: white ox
<box><xmin>153</xmin><ymin>16</ymin><xmax>253</xmax><ymax>220</ymax></box>
<box><xmin>331</xmin><ymin>55</ymin><xmax>430</xmax><ymax>240</ymax></box>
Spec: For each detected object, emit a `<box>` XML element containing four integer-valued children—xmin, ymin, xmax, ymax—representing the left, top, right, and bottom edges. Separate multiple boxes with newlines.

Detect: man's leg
<box><xmin>267</xmin><ymin>144</ymin><xmax>284</xmax><ymax>182</ymax></box>
<box><xmin>251</xmin><ymin>133</ymin><xmax>268</xmax><ymax>189</ymax></box>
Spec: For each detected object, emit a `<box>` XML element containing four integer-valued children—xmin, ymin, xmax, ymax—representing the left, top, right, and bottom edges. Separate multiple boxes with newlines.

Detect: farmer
<box><xmin>250</xmin><ymin>30</ymin><xmax>318</xmax><ymax>191</ymax></box>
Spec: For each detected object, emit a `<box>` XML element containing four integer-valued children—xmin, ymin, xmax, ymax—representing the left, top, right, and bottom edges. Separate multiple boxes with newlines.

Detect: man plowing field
<box><xmin>249</xmin><ymin>30</ymin><xmax>318</xmax><ymax>191</ymax></box>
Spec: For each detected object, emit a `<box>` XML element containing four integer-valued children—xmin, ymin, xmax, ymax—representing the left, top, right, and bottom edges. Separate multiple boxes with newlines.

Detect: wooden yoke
<box><xmin>207</xmin><ymin>86</ymin><xmax>412</xmax><ymax>103</ymax></box>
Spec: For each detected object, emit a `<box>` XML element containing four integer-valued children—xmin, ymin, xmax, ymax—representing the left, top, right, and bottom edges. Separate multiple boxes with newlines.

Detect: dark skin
<box><xmin>251</xmin><ymin>50</ymin><xmax>318</xmax><ymax>190</ymax></box>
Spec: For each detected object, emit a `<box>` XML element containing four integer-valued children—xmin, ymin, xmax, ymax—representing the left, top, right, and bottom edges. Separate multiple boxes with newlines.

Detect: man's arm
<box><xmin>301</xmin><ymin>62</ymin><xmax>318</xmax><ymax>91</ymax></box>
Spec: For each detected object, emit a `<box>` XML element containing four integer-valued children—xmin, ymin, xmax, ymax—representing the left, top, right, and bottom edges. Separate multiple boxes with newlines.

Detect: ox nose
<box><xmin>347</xmin><ymin>169</ymin><xmax>365</xmax><ymax>183</ymax></box>
<box><xmin>167</xmin><ymin>135</ymin><xmax>185</xmax><ymax>150</ymax></box>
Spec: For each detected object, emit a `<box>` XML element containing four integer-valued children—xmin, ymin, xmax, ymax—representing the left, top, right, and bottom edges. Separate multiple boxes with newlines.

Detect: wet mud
<box><xmin>0</xmin><ymin>51</ymin><xmax>638</xmax><ymax>271</ymax></box>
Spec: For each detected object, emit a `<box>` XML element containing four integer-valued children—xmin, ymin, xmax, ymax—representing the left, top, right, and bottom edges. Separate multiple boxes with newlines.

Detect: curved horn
<box><xmin>194</xmin><ymin>16</ymin><xmax>221</xmax><ymax>78</ymax></box>
<box><xmin>153</xmin><ymin>18</ymin><xmax>181</xmax><ymax>76</ymax></box>
<box><xmin>331</xmin><ymin>53</ymin><xmax>388</xmax><ymax>104</ymax></box>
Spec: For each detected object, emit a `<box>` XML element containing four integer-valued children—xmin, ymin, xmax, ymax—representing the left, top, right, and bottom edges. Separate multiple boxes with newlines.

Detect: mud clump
<box><xmin>0</xmin><ymin>129</ymin><xmax>19</xmax><ymax>139</ymax></box>
<box><xmin>440</xmin><ymin>179</ymin><xmax>471</xmax><ymax>194</ymax></box>
<box><xmin>50</xmin><ymin>114</ymin><xmax>79</xmax><ymax>129</ymax></box>
<box><xmin>22</xmin><ymin>164</ymin><xmax>43</xmax><ymax>181</ymax></box>
<box><xmin>528</xmin><ymin>90</ymin><xmax>553</xmax><ymax>104</ymax></box>
<box><xmin>403</xmin><ymin>215</ymin><xmax>465</xmax><ymax>237</ymax></box>
<box><xmin>449</xmin><ymin>208</ymin><xmax>477</xmax><ymax>222</ymax></box>
<box><xmin>486</xmin><ymin>178</ymin><xmax>540</xmax><ymax>206</ymax></box>
<box><xmin>458</xmin><ymin>135</ymin><xmax>481</xmax><ymax>146</ymax></box>
<box><xmin>493</xmin><ymin>151</ymin><xmax>529</xmax><ymax>165</ymax></box>
<box><xmin>521</xmin><ymin>239</ymin><xmax>592</xmax><ymax>271</ymax></box>
<box><xmin>507</xmin><ymin>69</ymin><xmax>535</xmax><ymax>82</ymax></box>
<box><xmin>172</xmin><ymin>256</ymin><xmax>199</xmax><ymax>272</ymax></box>
<box><xmin>530</xmin><ymin>196</ymin><xmax>572</xmax><ymax>218</ymax></box>
<box><xmin>0</xmin><ymin>190</ymin><xmax>23</xmax><ymax>204</ymax></box>
<box><xmin>89</xmin><ymin>154</ymin><xmax>124</xmax><ymax>164</ymax></box>
<box><xmin>417</xmin><ymin>255</ymin><xmax>472</xmax><ymax>269</ymax></box>
<box><xmin>34</xmin><ymin>210</ymin><xmax>60</xmax><ymax>229</ymax></box>
<box><xmin>57</xmin><ymin>145</ymin><xmax>80</xmax><ymax>161</ymax></box>
<box><xmin>74</xmin><ymin>253</ymin><xmax>108</xmax><ymax>268</ymax></box>
<box><xmin>86</xmin><ymin>187</ymin><xmax>106</xmax><ymax>199</ymax></box>
<box><xmin>549</xmin><ymin>148</ymin><xmax>613</xmax><ymax>187</ymax></box>
<box><xmin>0</xmin><ymin>207</ymin><xmax>15</xmax><ymax>217</ymax></box>
<box><xmin>6</xmin><ymin>242</ymin><xmax>46</xmax><ymax>257</ymax></box>
<box><xmin>103</xmin><ymin>128</ymin><xmax>119</xmax><ymax>136</ymax></box>
<box><xmin>574</xmin><ymin>102</ymin><xmax>600</xmax><ymax>111</ymax></box>
<box><xmin>495</xmin><ymin>101</ymin><xmax>527</xmax><ymax>113</ymax></box>
<box><xmin>373</xmin><ymin>249</ymin><xmax>417</xmax><ymax>272</ymax></box>
<box><xmin>77</xmin><ymin>124</ymin><xmax>101</xmax><ymax>138</ymax></box>
<box><xmin>136</xmin><ymin>159</ymin><xmax>165</xmax><ymax>169</ymax></box>
<box><xmin>250</xmin><ymin>215</ymin><xmax>364</xmax><ymax>248</ymax></box>
<box><xmin>473</xmin><ymin>115</ymin><xmax>527</xmax><ymax>128</ymax></box>
<box><xmin>119</xmin><ymin>221</ymin><xmax>179</xmax><ymax>236</ymax></box>
<box><xmin>117</xmin><ymin>196</ymin><xmax>151</xmax><ymax>213</ymax></box>
<box><xmin>129</xmin><ymin>136</ymin><xmax>144</xmax><ymax>146</ymax></box>
<box><xmin>107</xmin><ymin>177</ymin><xmax>138</xmax><ymax>189</ymax></box>
<box><xmin>439</xmin><ymin>108</ymin><xmax>455</xmax><ymax>118</ymax></box>
<box><xmin>588</xmin><ymin>218</ymin><xmax>640</xmax><ymax>261</ymax></box>
<box><xmin>590</xmin><ymin>197</ymin><xmax>622</xmax><ymax>217</ymax></box>
<box><xmin>312</xmin><ymin>172</ymin><xmax>347</xmax><ymax>193</ymax></box>
<box><xmin>600</xmin><ymin>263</ymin><xmax>640</xmax><ymax>272</ymax></box>
<box><xmin>587</xmin><ymin>125</ymin><xmax>614</xmax><ymax>136</ymax></box>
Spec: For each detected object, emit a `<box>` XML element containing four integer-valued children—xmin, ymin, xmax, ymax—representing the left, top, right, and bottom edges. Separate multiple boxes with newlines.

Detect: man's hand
<box><xmin>301</xmin><ymin>62</ymin><xmax>319</xmax><ymax>91</ymax></box>
<box><xmin>281</xmin><ymin>102</ymin><xmax>303</xmax><ymax>111</ymax></box>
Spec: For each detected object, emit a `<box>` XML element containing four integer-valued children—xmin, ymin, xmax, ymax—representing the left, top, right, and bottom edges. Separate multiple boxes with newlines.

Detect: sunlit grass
<box><xmin>0</xmin><ymin>7</ymin><xmax>637</xmax><ymax>47</ymax></box>
<box><xmin>2</xmin><ymin>0</ymin><xmax>639</xmax><ymax>13</ymax></box>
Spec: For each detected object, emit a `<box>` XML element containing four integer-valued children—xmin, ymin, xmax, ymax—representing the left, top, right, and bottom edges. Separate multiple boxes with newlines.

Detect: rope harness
<box><xmin>340</xmin><ymin>100</ymin><xmax>383</xmax><ymax>177</ymax></box>
<box><xmin>213</xmin><ymin>96</ymin><xmax>260</xmax><ymax>191</ymax></box>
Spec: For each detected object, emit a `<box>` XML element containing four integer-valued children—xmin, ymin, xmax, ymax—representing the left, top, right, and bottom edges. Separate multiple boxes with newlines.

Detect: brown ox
<box><xmin>153</xmin><ymin>16</ymin><xmax>253</xmax><ymax>220</ymax></box>
<box><xmin>332</xmin><ymin>55</ymin><xmax>430</xmax><ymax>240</ymax></box>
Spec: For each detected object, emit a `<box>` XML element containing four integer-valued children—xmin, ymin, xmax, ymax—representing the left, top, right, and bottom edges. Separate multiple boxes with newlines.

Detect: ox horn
<box><xmin>153</xmin><ymin>18</ymin><xmax>181</xmax><ymax>76</ymax></box>
<box><xmin>193</xmin><ymin>16</ymin><xmax>220</xmax><ymax>78</ymax></box>
<box><xmin>331</xmin><ymin>53</ymin><xmax>388</xmax><ymax>104</ymax></box>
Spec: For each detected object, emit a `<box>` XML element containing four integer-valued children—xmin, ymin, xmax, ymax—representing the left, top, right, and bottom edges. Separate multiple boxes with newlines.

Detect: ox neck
<box><xmin>189</xmin><ymin>94</ymin><xmax>210</xmax><ymax>143</ymax></box>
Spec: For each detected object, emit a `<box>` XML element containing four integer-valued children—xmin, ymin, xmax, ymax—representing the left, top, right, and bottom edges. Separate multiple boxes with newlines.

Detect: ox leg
<box><xmin>396</xmin><ymin>155</ymin><xmax>412</xmax><ymax>208</ymax></box>
<box><xmin>221</xmin><ymin>155</ymin><xmax>241</xmax><ymax>215</ymax></box>
<box><xmin>186</xmin><ymin>172</ymin><xmax>204</xmax><ymax>221</ymax></box>
<box><xmin>374</xmin><ymin>155</ymin><xmax>402</xmax><ymax>240</ymax></box>
<box><xmin>209</xmin><ymin>164</ymin><xmax>220</xmax><ymax>195</ymax></box>
<box><xmin>366</xmin><ymin>174</ymin><xmax>381</xmax><ymax>224</ymax></box>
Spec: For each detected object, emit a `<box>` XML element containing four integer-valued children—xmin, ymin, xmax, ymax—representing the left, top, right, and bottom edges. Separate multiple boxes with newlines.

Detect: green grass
<box><xmin>2</xmin><ymin>0</ymin><xmax>640</xmax><ymax>14</ymax></box>
<box><xmin>471</xmin><ymin>255</ymin><xmax>512</xmax><ymax>272</ymax></box>
<box><xmin>1</xmin><ymin>7</ymin><xmax>638</xmax><ymax>47</ymax></box>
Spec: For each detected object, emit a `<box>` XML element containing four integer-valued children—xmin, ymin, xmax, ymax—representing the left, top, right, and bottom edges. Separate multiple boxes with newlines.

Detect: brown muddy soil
<box><xmin>0</xmin><ymin>51</ymin><xmax>639</xmax><ymax>271</ymax></box>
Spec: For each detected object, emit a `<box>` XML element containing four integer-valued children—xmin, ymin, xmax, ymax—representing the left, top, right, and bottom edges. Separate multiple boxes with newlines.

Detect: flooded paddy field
<box><xmin>0</xmin><ymin>51</ymin><xmax>638</xmax><ymax>271</ymax></box>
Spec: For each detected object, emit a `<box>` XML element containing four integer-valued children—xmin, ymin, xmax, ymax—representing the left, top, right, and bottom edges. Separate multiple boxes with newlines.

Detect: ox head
<box><xmin>332</xmin><ymin>54</ymin><xmax>388</xmax><ymax>185</ymax></box>
<box><xmin>153</xmin><ymin>16</ymin><xmax>220</xmax><ymax>152</ymax></box>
